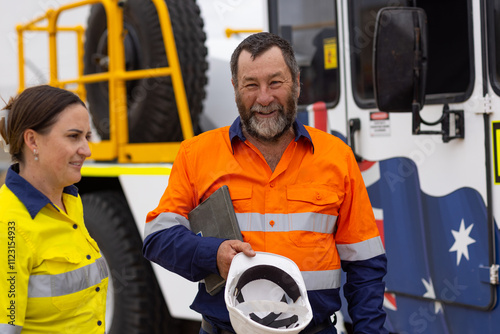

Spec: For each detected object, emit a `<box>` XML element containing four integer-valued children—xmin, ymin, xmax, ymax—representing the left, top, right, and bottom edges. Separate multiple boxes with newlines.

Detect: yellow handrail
<box><xmin>225</xmin><ymin>28</ymin><xmax>262</xmax><ymax>38</ymax></box>
<box><xmin>16</xmin><ymin>0</ymin><xmax>193</xmax><ymax>163</ymax></box>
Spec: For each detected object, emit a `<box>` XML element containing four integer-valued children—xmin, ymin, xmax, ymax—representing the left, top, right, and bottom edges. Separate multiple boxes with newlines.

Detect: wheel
<box><xmin>81</xmin><ymin>190</ymin><xmax>200</xmax><ymax>333</ymax></box>
<box><xmin>83</xmin><ymin>0</ymin><xmax>208</xmax><ymax>143</ymax></box>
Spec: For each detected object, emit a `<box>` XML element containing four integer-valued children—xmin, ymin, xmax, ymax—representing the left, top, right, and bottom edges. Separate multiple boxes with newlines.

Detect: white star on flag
<box><xmin>449</xmin><ymin>219</ymin><xmax>476</xmax><ymax>266</ymax></box>
<box><xmin>422</xmin><ymin>278</ymin><xmax>443</xmax><ymax>314</ymax></box>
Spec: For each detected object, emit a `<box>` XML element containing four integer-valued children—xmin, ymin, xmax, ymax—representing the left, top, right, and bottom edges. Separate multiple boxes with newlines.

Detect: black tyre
<box><xmin>82</xmin><ymin>190</ymin><xmax>200</xmax><ymax>334</ymax></box>
<box><xmin>83</xmin><ymin>0</ymin><xmax>208</xmax><ymax>143</ymax></box>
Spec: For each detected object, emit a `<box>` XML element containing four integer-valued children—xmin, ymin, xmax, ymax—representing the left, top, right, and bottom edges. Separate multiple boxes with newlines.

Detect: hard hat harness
<box><xmin>233</xmin><ymin>265</ymin><xmax>301</xmax><ymax>329</ymax></box>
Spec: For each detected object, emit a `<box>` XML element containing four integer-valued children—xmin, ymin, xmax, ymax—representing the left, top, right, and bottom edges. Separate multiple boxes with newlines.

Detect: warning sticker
<box><xmin>493</xmin><ymin>121</ymin><xmax>500</xmax><ymax>184</ymax></box>
<box><xmin>370</xmin><ymin>111</ymin><xmax>391</xmax><ymax>136</ymax></box>
<box><xmin>323</xmin><ymin>37</ymin><xmax>337</xmax><ymax>70</ymax></box>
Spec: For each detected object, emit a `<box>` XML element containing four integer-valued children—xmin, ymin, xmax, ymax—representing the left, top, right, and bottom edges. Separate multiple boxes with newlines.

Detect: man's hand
<box><xmin>217</xmin><ymin>240</ymin><xmax>255</xmax><ymax>279</ymax></box>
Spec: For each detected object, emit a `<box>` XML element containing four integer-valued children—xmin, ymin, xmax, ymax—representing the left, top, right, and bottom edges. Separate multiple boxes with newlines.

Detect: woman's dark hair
<box><xmin>0</xmin><ymin>85</ymin><xmax>86</xmax><ymax>163</ymax></box>
<box><xmin>230</xmin><ymin>32</ymin><xmax>300</xmax><ymax>88</ymax></box>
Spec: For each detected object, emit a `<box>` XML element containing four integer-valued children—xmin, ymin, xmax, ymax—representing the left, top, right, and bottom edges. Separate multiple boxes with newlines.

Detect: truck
<box><xmin>3</xmin><ymin>0</ymin><xmax>500</xmax><ymax>333</ymax></box>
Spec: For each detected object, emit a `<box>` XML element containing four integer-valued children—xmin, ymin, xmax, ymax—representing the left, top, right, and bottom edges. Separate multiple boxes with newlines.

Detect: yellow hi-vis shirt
<box><xmin>0</xmin><ymin>165</ymin><xmax>108</xmax><ymax>334</ymax></box>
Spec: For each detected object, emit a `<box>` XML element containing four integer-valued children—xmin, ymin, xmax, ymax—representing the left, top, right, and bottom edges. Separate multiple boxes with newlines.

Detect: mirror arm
<box><xmin>418</xmin><ymin>108</ymin><xmax>447</xmax><ymax>126</ymax></box>
<box><xmin>412</xmin><ymin>103</ymin><xmax>464</xmax><ymax>142</ymax></box>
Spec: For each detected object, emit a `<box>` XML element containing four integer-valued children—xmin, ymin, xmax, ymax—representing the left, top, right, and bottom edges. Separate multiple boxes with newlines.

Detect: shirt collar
<box><xmin>229</xmin><ymin>116</ymin><xmax>314</xmax><ymax>152</ymax></box>
<box><xmin>5</xmin><ymin>164</ymin><xmax>79</xmax><ymax>219</ymax></box>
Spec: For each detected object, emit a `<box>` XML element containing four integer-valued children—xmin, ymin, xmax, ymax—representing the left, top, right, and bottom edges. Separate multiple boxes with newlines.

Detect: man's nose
<box><xmin>255</xmin><ymin>86</ymin><xmax>274</xmax><ymax>106</ymax></box>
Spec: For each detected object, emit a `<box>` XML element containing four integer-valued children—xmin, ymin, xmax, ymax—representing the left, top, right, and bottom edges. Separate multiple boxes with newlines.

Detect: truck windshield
<box><xmin>349</xmin><ymin>0</ymin><xmax>473</xmax><ymax>108</ymax></box>
<box><xmin>269</xmin><ymin>0</ymin><xmax>339</xmax><ymax>107</ymax></box>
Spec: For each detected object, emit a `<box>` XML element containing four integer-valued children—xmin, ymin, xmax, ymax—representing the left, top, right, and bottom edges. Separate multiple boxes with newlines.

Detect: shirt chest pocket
<box><xmin>286</xmin><ymin>185</ymin><xmax>341</xmax><ymax>215</ymax></box>
<box><xmin>42</xmin><ymin>247</ymin><xmax>84</xmax><ymax>273</ymax></box>
<box><xmin>286</xmin><ymin>185</ymin><xmax>340</xmax><ymax>249</ymax></box>
<box><xmin>40</xmin><ymin>248</ymin><xmax>93</xmax><ymax>311</ymax></box>
<box><xmin>228</xmin><ymin>186</ymin><xmax>252</xmax><ymax>212</ymax></box>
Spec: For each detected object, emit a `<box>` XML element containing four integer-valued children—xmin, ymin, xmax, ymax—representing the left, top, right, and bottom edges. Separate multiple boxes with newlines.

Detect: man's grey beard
<box><xmin>247</xmin><ymin>102</ymin><xmax>288</xmax><ymax>141</ymax></box>
<box><xmin>237</xmin><ymin>86</ymin><xmax>298</xmax><ymax>142</ymax></box>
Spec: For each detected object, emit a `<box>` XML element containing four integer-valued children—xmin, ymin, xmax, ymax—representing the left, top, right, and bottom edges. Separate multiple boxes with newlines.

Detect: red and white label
<box><xmin>370</xmin><ymin>111</ymin><xmax>390</xmax><ymax>136</ymax></box>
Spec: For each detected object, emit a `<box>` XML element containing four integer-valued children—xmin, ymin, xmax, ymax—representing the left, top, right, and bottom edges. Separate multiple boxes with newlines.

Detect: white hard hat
<box><xmin>225</xmin><ymin>252</ymin><xmax>313</xmax><ymax>334</ymax></box>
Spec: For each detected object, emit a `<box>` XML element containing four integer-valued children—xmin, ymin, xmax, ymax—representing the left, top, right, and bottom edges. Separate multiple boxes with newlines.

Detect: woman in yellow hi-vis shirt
<box><xmin>0</xmin><ymin>85</ymin><xmax>108</xmax><ymax>333</ymax></box>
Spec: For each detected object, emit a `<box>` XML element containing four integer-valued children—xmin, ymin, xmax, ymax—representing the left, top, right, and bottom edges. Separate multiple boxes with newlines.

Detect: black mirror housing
<box><xmin>373</xmin><ymin>7</ymin><xmax>428</xmax><ymax>112</ymax></box>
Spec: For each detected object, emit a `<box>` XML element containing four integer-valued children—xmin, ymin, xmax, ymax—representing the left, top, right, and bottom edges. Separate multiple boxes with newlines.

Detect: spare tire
<box><xmin>84</xmin><ymin>0</ymin><xmax>208</xmax><ymax>143</ymax></box>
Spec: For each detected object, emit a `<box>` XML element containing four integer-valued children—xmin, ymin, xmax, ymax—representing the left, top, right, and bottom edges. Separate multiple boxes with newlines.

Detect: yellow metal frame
<box><xmin>16</xmin><ymin>0</ymin><xmax>193</xmax><ymax>163</ymax></box>
<box><xmin>225</xmin><ymin>28</ymin><xmax>262</xmax><ymax>38</ymax></box>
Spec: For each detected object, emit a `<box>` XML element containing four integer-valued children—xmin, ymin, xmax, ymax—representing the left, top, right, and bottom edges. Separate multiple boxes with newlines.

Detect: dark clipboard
<box><xmin>188</xmin><ymin>185</ymin><xmax>243</xmax><ymax>295</ymax></box>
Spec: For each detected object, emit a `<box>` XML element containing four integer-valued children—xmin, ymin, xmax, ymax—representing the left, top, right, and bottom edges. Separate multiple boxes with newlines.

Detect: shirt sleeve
<box><xmin>335</xmin><ymin>149</ymin><xmax>388</xmax><ymax>333</ymax></box>
<box><xmin>0</xmin><ymin>220</ymin><xmax>32</xmax><ymax>331</ymax></box>
<box><xmin>142</xmin><ymin>142</ymin><xmax>225</xmax><ymax>282</ymax></box>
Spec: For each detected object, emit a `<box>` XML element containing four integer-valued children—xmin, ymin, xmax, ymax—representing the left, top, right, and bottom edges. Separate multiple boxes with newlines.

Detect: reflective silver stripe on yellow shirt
<box><xmin>144</xmin><ymin>212</ymin><xmax>190</xmax><ymax>237</ymax></box>
<box><xmin>28</xmin><ymin>257</ymin><xmax>108</xmax><ymax>298</ymax></box>
<box><xmin>336</xmin><ymin>236</ymin><xmax>385</xmax><ymax>261</ymax></box>
<box><xmin>235</xmin><ymin>212</ymin><xmax>337</xmax><ymax>233</ymax></box>
<box><xmin>302</xmin><ymin>269</ymin><xmax>342</xmax><ymax>290</ymax></box>
<box><xmin>0</xmin><ymin>323</ymin><xmax>22</xmax><ymax>334</ymax></box>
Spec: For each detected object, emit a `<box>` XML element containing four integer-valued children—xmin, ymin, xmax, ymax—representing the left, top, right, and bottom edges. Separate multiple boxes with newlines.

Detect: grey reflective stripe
<box><xmin>28</xmin><ymin>257</ymin><xmax>108</xmax><ymax>298</ymax></box>
<box><xmin>0</xmin><ymin>323</ymin><xmax>22</xmax><ymax>334</ymax></box>
<box><xmin>96</xmin><ymin>257</ymin><xmax>109</xmax><ymax>279</ymax></box>
<box><xmin>145</xmin><ymin>211</ymin><xmax>336</xmax><ymax>236</ymax></box>
<box><xmin>144</xmin><ymin>212</ymin><xmax>190</xmax><ymax>237</ymax></box>
<box><xmin>302</xmin><ymin>269</ymin><xmax>341</xmax><ymax>290</ymax></box>
<box><xmin>235</xmin><ymin>212</ymin><xmax>337</xmax><ymax>233</ymax></box>
<box><xmin>337</xmin><ymin>236</ymin><xmax>385</xmax><ymax>261</ymax></box>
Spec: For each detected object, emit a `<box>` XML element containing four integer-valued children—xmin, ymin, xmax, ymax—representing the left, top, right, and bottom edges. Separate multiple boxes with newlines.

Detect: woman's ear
<box><xmin>23</xmin><ymin>129</ymin><xmax>38</xmax><ymax>152</ymax></box>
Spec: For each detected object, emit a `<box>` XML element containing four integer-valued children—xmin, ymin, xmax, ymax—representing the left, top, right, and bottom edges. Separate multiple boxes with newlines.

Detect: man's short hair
<box><xmin>230</xmin><ymin>32</ymin><xmax>299</xmax><ymax>87</ymax></box>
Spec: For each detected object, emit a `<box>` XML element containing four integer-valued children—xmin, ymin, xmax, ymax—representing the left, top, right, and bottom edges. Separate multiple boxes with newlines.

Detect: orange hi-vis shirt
<box><xmin>144</xmin><ymin>118</ymin><xmax>386</xmax><ymax>329</ymax></box>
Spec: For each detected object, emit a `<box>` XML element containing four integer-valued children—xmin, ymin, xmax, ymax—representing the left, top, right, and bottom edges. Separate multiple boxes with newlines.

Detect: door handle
<box><xmin>349</xmin><ymin>118</ymin><xmax>362</xmax><ymax>162</ymax></box>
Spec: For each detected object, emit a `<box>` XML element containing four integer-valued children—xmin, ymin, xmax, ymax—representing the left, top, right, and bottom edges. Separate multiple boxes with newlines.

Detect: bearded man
<box><xmin>143</xmin><ymin>32</ymin><xmax>388</xmax><ymax>334</ymax></box>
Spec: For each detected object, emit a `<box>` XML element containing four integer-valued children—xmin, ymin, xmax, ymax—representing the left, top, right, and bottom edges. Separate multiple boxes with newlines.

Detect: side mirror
<box><xmin>373</xmin><ymin>7</ymin><xmax>427</xmax><ymax>113</ymax></box>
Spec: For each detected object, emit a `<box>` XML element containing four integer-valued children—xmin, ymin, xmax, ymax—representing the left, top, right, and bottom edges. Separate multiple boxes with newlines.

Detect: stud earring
<box><xmin>34</xmin><ymin>149</ymin><xmax>39</xmax><ymax>161</ymax></box>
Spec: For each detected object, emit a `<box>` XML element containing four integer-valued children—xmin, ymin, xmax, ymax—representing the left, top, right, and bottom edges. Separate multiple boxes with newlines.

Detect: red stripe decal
<box><xmin>313</xmin><ymin>101</ymin><xmax>327</xmax><ymax>132</ymax></box>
